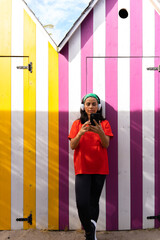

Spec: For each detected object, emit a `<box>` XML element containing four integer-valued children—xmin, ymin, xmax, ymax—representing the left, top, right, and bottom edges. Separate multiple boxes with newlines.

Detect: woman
<box><xmin>68</xmin><ymin>93</ymin><xmax>113</xmax><ymax>240</ymax></box>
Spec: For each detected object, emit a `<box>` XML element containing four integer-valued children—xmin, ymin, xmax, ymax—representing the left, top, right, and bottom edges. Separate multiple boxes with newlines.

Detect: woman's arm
<box><xmin>70</xmin><ymin>120</ymin><xmax>90</xmax><ymax>150</ymax></box>
<box><xmin>98</xmin><ymin>130</ymin><xmax>110</xmax><ymax>148</ymax></box>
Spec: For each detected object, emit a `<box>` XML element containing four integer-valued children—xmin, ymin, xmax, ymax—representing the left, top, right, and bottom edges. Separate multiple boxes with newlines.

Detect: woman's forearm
<box><xmin>70</xmin><ymin>132</ymin><xmax>82</xmax><ymax>150</ymax></box>
<box><xmin>70</xmin><ymin>120</ymin><xmax>91</xmax><ymax>150</ymax></box>
<box><xmin>99</xmin><ymin>131</ymin><xmax>110</xmax><ymax>148</ymax></box>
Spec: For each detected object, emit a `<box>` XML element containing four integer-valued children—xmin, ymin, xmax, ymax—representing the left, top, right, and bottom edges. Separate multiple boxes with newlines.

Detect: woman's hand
<box><xmin>89</xmin><ymin>120</ymin><xmax>103</xmax><ymax>134</ymax></box>
<box><xmin>78</xmin><ymin>120</ymin><xmax>91</xmax><ymax>137</ymax></box>
<box><xmin>90</xmin><ymin>120</ymin><xmax>110</xmax><ymax>148</ymax></box>
<box><xmin>70</xmin><ymin>121</ymin><xmax>91</xmax><ymax>150</ymax></box>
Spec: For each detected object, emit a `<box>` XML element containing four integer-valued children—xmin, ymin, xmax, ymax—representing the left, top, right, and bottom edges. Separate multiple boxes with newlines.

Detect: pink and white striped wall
<box><xmin>58</xmin><ymin>0</ymin><xmax>160</xmax><ymax>231</ymax></box>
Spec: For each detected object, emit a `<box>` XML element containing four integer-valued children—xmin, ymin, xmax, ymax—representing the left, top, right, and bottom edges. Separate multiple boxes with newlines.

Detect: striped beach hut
<box><xmin>1</xmin><ymin>0</ymin><xmax>160</xmax><ymax>233</ymax></box>
<box><xmin>0</xmin><ymin>0</ymin><xmax>59</xmax><ymax>230</ymax></box>
<box><xmin>58</xmin><ymin>0</ymin><xmax>160</xmax><ymax>232</ymax></box>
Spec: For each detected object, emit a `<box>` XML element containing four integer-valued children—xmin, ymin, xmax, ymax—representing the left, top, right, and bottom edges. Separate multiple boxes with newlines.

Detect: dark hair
<box><xmin>79</xmin><ymin>104</ymin><xmax>106</xmax><ymax>124</ymax></box>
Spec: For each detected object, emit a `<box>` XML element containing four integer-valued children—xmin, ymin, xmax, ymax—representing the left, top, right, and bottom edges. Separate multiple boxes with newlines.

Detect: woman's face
<box><xmin>84</xmin><ymin>97</ymin><xmax>98</xmax><ymax>118</ymax></box>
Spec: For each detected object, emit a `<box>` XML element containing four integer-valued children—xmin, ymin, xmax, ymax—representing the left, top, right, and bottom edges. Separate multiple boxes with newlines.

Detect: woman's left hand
<box><xmin>89</xmin><ymin>120</ymin><xmax>103</xmax><ymax>134</ymax></box>
<box><xmin>90</xmin><ymin>120</ymin><xmax>110</xmax><ymax>148</ymax></box>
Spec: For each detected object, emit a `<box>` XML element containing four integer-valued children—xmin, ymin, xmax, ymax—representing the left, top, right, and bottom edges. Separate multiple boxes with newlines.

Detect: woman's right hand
<box><xmin>70</xmin><ymin>121</ymin><xmax>90</xmax><ymax>150</ymax></box>
<box><xmin>78</xmin><ymin>120</ymin><xmax>91</xmax><ymax>137</ymax></box>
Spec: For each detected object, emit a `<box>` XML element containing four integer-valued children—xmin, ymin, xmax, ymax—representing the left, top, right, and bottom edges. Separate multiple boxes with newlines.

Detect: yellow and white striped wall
<box><xmin>0</xmin><ymin>0</ymin><xmax>59</xmax><ymax>230</ymax></box>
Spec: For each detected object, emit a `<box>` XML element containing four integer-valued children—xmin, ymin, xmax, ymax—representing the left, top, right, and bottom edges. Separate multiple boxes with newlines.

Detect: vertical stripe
<box><xmin>118</xmin><ymin>60</ymin><xmax>130</xmax><ymax>230</ymax></box>
<box><xmin>11</xmin><ymin>60</ymin><xmax>24</xmax><ymax>230</ymax></box>
<box><xmin>23</xmin><ymin>10</ymin><xmax>36</xmax><ymax>229</ymax></box>
<box><xmin>155</xmin><ymin>11</ymin><xmax>160</xmax><ymax>229</ymax></box>
<box><xmin>48</xmin><ymin>44</ymin><xmax>59</xmax><ymax>230</ymax></box>
<box><xmin>11</xmin><ymin>0</ymin><xmax>24</xmax><ymax>230</ymax></box>
<box><xmin>36</xmin><ymin>26</ymin><xmax>48</xmax><ymax>229</ymax></box>
<box><xmin>81</xmin><ymin>10</ymin><xmax>93</xmax><ymax>97</ymax></box>
<box><xmin>69</xmin><ymin>27</ymin><xmax>81</xmax><ymax>230</ymax></box>
<box><xmin>142</xmin><ymin>0</ymin><xmax>155</xmax><ymax>229</ymax></box>
<box><xmin>118</xmin><ymin>0</ymin><xmax>130</xmax><ymax>230</ymax></box>
<box><xmin>105</xmin><ymin>0</ymin><xmax>118</xmax><ymax>231</ymax></box>
<box><xmin>0</xmin><ymin>0</ymin><xmax>12</xmax><ymax>230</ymax></box>
<box><xmin>11</xmin><ymin>0</ymin><xmax>23</xmax><ymax>55</ymax></box>
<box><xmin>93</xmin><ymin>0</ymin><xmax>106</xmax><ymax>58</ymax></box>
<box><xmin>48</xmin><ymin>42</ymin><xmax>59</xmax><ymax>230</ymax></box>
<box><xmin>59</xmin><ymin>43</ymin><xmax>69</xmax><ymax>230</ymax></box>
<box><xmin>130</xmin><ymin>0</ymin><xmax>143</xmax><ymax>229</ymax></box>
<box><xmin>93</xmin><ymin>0</ymin><xmax>106</xmax><ymax>231</ymax></box>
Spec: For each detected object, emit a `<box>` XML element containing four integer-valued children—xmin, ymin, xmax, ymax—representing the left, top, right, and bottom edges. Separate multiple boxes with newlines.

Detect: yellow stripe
<box><xmin>23</xmin><ymin>10</ymin><xmax>36</xmax><ymax>229</ymax></box>
<box><xmin>48</xmin><ymin>42</ymin><xmax>59</xmax><ymax>229</ymax></box>
<box><xmin>0</xmin><ymin>0</ymin><xmax>12</xmax><ymax>230</ymax></box>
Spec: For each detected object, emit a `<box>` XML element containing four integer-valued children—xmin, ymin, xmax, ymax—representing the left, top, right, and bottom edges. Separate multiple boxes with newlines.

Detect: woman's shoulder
<box><xmin>101</xmin><ymin>119</ymin><xmax>109</xmax><ymax>124</ymax></box>
<box><xmin>101</xmin><ymin>119</ymin><xmax>113</xmax><ymax>136</ymax></box>
<box><xmin>101</xmin><ymin>119</ymin><xmax>112</xmax><ymax>128</ymax></box>
<box><xmin>74</xmin><ymin>119</ymin><xmax>81</xmax><ymax>123</ymax></box>
<box><xmin>72</xmin><ymin>119</ymin><xmax>82</xmax><ymax>127</ymax></box>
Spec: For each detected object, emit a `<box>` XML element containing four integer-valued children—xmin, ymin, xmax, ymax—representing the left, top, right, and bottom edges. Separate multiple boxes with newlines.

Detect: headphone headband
<box><xmin>83</xmin><ymin>93</ymin><xmax>100</xmax><ymax>103</ymax></box>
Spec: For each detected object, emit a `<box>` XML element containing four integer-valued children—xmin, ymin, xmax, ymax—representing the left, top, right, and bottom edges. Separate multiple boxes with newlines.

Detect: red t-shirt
<box><xmin>68</xmin><ymin>119</ymin><xmax>113</xmax><ymax>175</ymax></box>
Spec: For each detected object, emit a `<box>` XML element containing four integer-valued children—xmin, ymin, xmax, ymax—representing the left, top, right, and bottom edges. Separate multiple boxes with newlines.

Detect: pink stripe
<box><xmin>130</xmin><ymin>0</ymin><xmax>143</xmax><ymax>229</ymax></box>
<box><xmin>59</xmin><ymin>43</ymin><xmax>69</xmax><ymax>230</ymax></box>
<box><xmin>81</xmin><ymin>10</ymin><xmax>93</xmax><ymax>97</ymax></box>
<box><xmin>155</xmin><ymin>11</ymin><xmax>160</xmax><ymax>229</ymax></box>
<box><xmin>105</xmin><ymin>0</ymin><xmax>118</xmax><ymax>230</ymax></box>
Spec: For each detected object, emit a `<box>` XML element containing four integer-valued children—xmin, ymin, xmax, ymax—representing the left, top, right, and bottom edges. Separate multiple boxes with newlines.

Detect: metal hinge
<box><xmin>147</xmin><ymin>65</ymin><xmax>160</xmax><ymax>72</ymax></box>
<box><xmin>17</xmin><ymin>62</ymin><xmax>32</xmax><ymax>73</ymax></box>
<box><xmin>16</xmin><ymin>213</ymin><xmax>32</xmax><ymax>225</ymax></box>
<box><xmin>147</xmin><ymin>214</ymin><xmax>160</xmax><ymax>222</ymax></box>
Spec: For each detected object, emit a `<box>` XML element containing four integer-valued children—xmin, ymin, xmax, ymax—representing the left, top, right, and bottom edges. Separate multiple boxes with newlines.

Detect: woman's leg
<box><xmin>90</xmin><ymin>174</ymin><xmax>106</xmax><ymax>222</ymax></box>
<box><xmin>75</xmin><ymin>174</ymin><xmax>92</xmax><ymax>233</ymax></box>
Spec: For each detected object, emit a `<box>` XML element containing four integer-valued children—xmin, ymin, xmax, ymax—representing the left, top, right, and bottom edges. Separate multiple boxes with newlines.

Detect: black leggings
<box><xmin>75</xmin><ymin>174</ymin><xmax>106</xmax><ymax>232</ymax></box>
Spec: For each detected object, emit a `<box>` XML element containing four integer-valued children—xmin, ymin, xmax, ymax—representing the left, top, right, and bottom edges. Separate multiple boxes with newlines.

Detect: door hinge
<box><xmin>147</xmin><ymin>65</ymin><xmax>160</xmax><ymax>72</ymax></box>
<box><xmin>16</xmin><ymin>213</ymin><xmax>32</xmax><ymax>225</ymax></box>
<box><xmin>147</xmin><ymin>214</ymin><xmax>160</xmax><ymax>222</ymax></box>
<box><xmin>17</xmin><ymin>62</ymin><xmax>32</xmax><ymax>73</ymax></box>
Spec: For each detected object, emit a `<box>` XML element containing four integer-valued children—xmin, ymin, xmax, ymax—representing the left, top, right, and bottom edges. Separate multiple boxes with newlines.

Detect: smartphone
<box><xmin>90</xmin><ymin>113</ymin><xmax>100</xmax><ymax>126</ymax></box>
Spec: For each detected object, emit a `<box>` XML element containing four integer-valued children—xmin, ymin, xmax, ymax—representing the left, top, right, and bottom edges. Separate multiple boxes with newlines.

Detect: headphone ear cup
<box><xmin>80</xmin><ymin>104</ymin><xmax>85</xmax><ymax>111</ymax></box>
<box><xmin>98</xmin><ymin>104</ymin><xmax>102</xmax><ymax>111</ymax></box>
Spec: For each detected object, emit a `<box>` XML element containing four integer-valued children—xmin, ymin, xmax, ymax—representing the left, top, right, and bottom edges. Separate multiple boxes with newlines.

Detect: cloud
<box><xmin>25</xmin><ymin>0</ymin><xmax>90</xmax><ymax>44</ymax></box>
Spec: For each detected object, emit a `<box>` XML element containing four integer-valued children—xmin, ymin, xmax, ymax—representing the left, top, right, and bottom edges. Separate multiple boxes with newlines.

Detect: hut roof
<box><xmin>58</xmin><ymin>0</ymin><xmax>100</xmax><ymax>52</ymax></box>
<box><xmin>22</xmin><ymin>0</ymin><xmax>57</xmax><ymax>50</ymax></box>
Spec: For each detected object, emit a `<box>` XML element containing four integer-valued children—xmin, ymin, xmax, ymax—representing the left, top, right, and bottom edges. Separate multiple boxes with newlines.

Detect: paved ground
<box><xmin>0</xmin><ymin>228</ymin><xmax>160</xmax><ymax>240</ymax></box>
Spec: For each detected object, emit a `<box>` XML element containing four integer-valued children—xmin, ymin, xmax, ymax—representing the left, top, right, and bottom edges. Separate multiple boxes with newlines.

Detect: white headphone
<box><xmin>80</xmin><ymin>93</ymin><xmax>102</xmax><ymax>111</ymax></box>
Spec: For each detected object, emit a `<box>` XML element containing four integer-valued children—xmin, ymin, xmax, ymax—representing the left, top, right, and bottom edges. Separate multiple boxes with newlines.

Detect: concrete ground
<box><xmin>0</xmin><ymin>228</ymin><xmax>160</xmax><ymax>240</ymax></box>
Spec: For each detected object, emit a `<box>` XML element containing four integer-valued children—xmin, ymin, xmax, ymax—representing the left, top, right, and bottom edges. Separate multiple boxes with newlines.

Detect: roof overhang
<box><xmin>22</xmin><ymin>0</ymin><xmax>58</xmax><ymax>50</ymax></box>
<box><xmin>58</xmin><ymin>0</ymin><xmax>100</xmax><ymax>52</ymax></box>
<box><xmin>149</xmin><ymin>0</ymin><xmax>160</xmax><ymax>14</ymax></box>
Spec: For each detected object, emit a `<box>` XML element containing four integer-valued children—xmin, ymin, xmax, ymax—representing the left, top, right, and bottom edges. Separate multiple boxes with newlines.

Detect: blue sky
<box><xmin>25</xmin><ymin>0</ymin><xmax>91</xmax><ymax>45</ymax></box>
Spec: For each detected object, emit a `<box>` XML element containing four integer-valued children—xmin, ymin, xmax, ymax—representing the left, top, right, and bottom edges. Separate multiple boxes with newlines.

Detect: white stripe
<box><xmin>93</xmin><ymin>0</ymin><xmax>106</xmax><ymax>116</ymax></box>
<box><xmin>142</xmin><ymin>0</ymin><xmax>155</xmax><ymax>229</ymax></box>
<box><xmin>118</xmin><ymin>0</ymin><xmax>130</xmax><ymax>230</ymax></box>
<box><xmin>93</xmin><ymin>0</ymin><xmax>106</xmax><ymax>231</ymax></box>
<box><xmin>69</xmin><ymin>27</ymin><xmax>81</xmax><ymax>230</ymax></box>
<box><xmin>11</xmin><ymin>0</ymin><xmax>24</xmax><ymax>230</ymax></box>
<box><xmin>36</xmin><ymin>25</ymin><xmax>48</xmax><ymax>229</ymax></box>
<box><xmin>93</xmin><ymin>0</ymin><xmax>106</xmax><ymax>58</ymax></box>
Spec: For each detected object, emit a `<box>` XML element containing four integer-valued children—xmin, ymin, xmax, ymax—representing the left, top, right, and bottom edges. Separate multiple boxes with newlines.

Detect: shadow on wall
<box><xmin>59</xmin><ymin>99</ymin><xmax>160</xmax><ymax>230</ymax></box>
<box><xmin>0</xmin><ymin>104</ymin><xmax>160</xmax><ymax>230</ymax></box>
